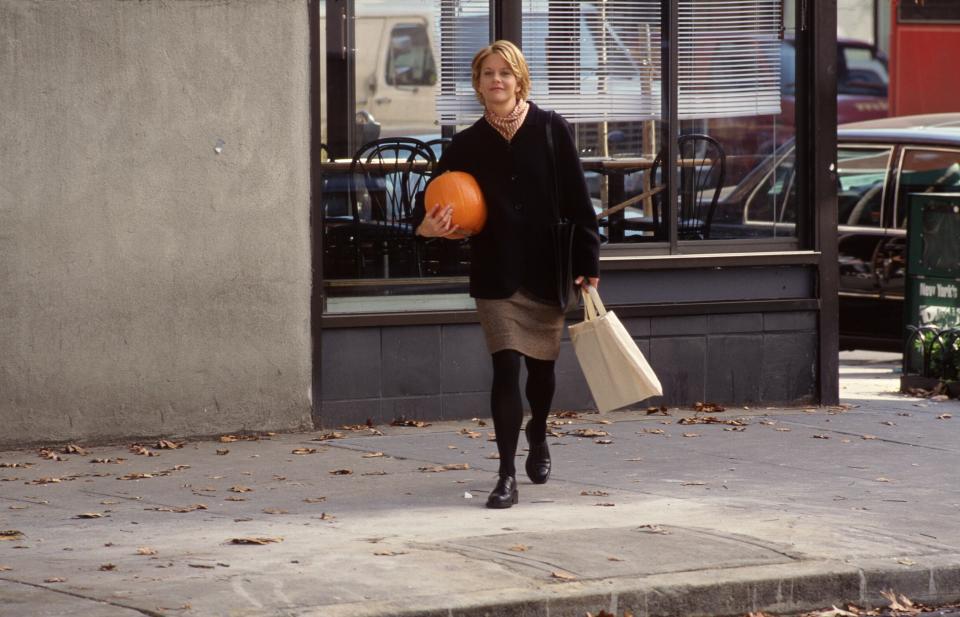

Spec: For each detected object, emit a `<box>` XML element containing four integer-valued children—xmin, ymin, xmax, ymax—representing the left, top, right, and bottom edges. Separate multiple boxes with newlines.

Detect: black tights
<box><xmin>490</xmin><ymin>349</ymin><xmax>556</xmax><ymax>477</ymax></box>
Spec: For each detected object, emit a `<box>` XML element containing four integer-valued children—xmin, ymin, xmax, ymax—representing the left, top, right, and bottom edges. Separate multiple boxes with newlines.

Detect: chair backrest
<box><xmin>649</xmin><ymin>134</ymin><xmax>726</xmax><ymax>240</ymax></box>
<box><xmin>677</xmin><ymin>133</ymin><xmax>725</xmax><ymax>240</ymax></box>
<box><xmin>348</xmin><ymin>137</ymin><xmax>436</xmax><ymax>226</ymax></box>
<box><xmin>424</xmin><ymin>137</ymin><xmax>452</xmax><ymax>164</ymax></box>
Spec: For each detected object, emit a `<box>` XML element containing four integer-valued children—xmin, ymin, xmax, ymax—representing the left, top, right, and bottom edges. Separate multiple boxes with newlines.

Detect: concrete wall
<box><xmin>0</xmin><ymin>0</ymin><xmax>313</xmax><ymax>446</ymax></box>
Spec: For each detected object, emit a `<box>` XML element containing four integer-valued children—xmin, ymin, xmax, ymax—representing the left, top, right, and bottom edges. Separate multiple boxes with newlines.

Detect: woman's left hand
<box><xmin>575</xmin><ymin>276</ymin><xmax>599</xmax><ymax>290</ymax></box>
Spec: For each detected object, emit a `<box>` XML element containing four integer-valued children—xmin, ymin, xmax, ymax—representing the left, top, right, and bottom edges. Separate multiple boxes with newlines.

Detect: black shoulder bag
<box><xmin>545</xmin><ymin>111</ymin><xmax>579</xmax><ymax>313</ymax></box>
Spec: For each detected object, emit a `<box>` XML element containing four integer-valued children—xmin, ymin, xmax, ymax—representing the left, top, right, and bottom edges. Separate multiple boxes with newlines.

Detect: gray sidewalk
<box><xmin>2</xmin><ymin>352</ymin><xmax>959</xmax><ymax>617</ymax></box>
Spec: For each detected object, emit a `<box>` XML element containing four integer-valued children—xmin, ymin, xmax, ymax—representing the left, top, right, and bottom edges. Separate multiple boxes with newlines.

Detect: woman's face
<box><xmin>479</xmin><ymin>53</ymin><xmax>519</xmax><ymax>108</ymax></box>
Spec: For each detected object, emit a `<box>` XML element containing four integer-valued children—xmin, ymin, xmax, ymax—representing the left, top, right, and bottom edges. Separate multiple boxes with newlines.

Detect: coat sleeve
<box><xmin>412</xmin><ymin>139</ymin><xmax>459</xmax><ymax>230</ymax></box>
<box><xmin>552</xmin><ymin>114</ymin><xmax>601</xmax><ymax>278</ymax></box>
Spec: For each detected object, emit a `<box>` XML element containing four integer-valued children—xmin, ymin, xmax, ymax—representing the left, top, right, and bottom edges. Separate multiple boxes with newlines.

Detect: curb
<box><xmin>303</xmin><ymin>559</ymin><xmax>960</xmax><ymax>617</ymax></box>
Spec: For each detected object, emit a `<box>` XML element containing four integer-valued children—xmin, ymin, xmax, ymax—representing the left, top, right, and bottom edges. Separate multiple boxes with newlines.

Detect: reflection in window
<box><xmin>836</xmin><ymin>147</ymin><xmax>892</xmax><ymax>227</ymax></box>
<box><xmin>897</xmin><ymin>148</ymin><xmax>960</xmax><ymax>227</ymax></box>
<box><xmin>386</xmin><ymin>24</ymin><xmax>437</xmax><ymax>87</ymax></box>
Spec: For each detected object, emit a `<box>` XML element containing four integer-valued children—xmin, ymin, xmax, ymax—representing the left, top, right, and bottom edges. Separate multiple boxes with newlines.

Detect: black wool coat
<box><xmin>414</xmin><ymin>102</ymin><xmax>601</xmax><ymax>304</ymax></box>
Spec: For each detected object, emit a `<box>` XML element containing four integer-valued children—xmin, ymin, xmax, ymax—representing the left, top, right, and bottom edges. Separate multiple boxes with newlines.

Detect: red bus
<box><xmin>889</xmin><ymin>0</ymin><xmax>960</xmax><ymax>117</ymax></box>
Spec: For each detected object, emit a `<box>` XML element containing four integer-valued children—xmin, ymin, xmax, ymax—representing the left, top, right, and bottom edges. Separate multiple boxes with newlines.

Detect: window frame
<box><xmin>892</xmin><ymin>145</ymin><xmax>960</xmax><ymax>228</ymax></box>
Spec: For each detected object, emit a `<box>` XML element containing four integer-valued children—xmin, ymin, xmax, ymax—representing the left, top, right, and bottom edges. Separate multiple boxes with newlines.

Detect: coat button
<box><xmin>514</xmin><ymin>203</ymin><xmax>523</xmax><ymax>210</ymax></box>
<box><xmin>511</xmin><ymin>174</ymin><xmax>519</xmax><ymax>182</ymax></box>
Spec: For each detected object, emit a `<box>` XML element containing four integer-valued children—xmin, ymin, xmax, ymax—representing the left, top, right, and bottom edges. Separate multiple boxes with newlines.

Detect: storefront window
<box><xmin>320</xmin><ymin>0</ymin><xmax>808</xmax><ymax>314</ymax></box>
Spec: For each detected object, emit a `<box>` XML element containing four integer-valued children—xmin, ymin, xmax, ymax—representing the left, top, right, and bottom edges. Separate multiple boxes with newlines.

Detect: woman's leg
<box><xmin>490</xmin><ymin>349</ymin><xmax>524</xmax><ymax>477</ymax></box>
<box><xmin>524</xmin><ymin>356</ymin><xmax>556</xmax><ymax>444</ymax></box>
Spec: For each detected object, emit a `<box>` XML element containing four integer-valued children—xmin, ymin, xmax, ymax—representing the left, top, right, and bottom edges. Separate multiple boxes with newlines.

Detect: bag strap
<box><xmin>581</xmin><ymin>285</ymin><xmax>606</xmax><ymax>321</ymax></box>
<box><xmin>545</xmin><ymin>110</ymin><xmax>563</xmax><ymax>223</ymax></box>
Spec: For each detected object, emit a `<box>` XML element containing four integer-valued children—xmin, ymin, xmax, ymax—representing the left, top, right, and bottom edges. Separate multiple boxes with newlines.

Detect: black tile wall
<box><xmin>381</xmin><ymin>325</ymin><xmax>441</xmax><ymax>397</ymax></box>
<box><xmin>706</xmin><ymin>334</ymin><xmax>764</xmax><ymax>403</ymax></box>
<box><xmin>320</xmin><ymin>328</ymin><xmax>381</xmax><ymax>400</ymax></box>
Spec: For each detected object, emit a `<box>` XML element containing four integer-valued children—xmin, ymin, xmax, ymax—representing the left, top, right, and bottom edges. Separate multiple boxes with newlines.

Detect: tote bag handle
<box><xmin>581</xmin><ymin>285</ymin><xmax>607</xmax><ymax>322</ymax></box>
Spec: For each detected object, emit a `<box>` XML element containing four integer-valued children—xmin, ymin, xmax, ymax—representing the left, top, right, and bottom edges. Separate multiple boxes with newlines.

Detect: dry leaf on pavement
<box><xmin>812</xmin><ymin>434</ymin><xmax>830</xmax><ymax>439</ymax></box>
<box><xmin>362</xmin><ymin>452</ymin><xmax>385</xmax><ymax>458</ymax></box>
<box><xmin>816</xmin><ymin>605</ymin><xmax>859</xmax><ymax>616</ymax></box>
<box><xmin>637</xmin><ymin>524</ymin><xmax>670</xmax><ymax>534</ymax></box>
<box><xmin>373</xmin><ymin>550</ymin><xmax>408</xmax><ymax>556</ymax></box>
<box><xmin>693</xmin><ymin>401</ymin><xmax>726</xmax><ymax>412</ymax></box>
<box><xmin>550</xmin><ymin>570</ymin><xmax>576</xmax><ymax>581</ymax></box>
<box><xmin>594</xmin><ymin>502</ymin><xmax>615</xmax><ymax>507</ymax></box>
<box><xmin>75</xmin><ymin>512</ymin><xmax>104</xmax><ymax>519</ymax></box>
<box><xmin>99</xmin><ymin>564</ymin><xmax>116</xmax><ymax>571</ymax></box>
<box><xmin>155</xmin><ymin>440</ymin><xmax>182</xmax><ymax>449</ymax></box>
<box><xmin>229</xmin><ymin>537</ymin><xmax>283</xmax><ymax>545</ymax></box>
<box><xmin>303</xmin><ymin>497</ymin><xmax>327</xmax><ymax>503</ymax></box>
<box><xmin>38</xmin><ymin>449</ymin><xmax>64</xmax><ymax>461</ymax></box>
<box><xmin>880</xmin><ymin>590</ymin><xmax>920</xmax><ymax>614</ymax></box>
<box><xmin>291</xmin><ymin>448</ymin><xmax>318</xmax><ymax>455</ymax></box>
<box><xmin>581</xmin><ymin>490</ymin><xmax>609</xmax><ymax>497</ymax></box>
<box><xmin>595</xmin><ymin>438</ymin><xmax>613</xmax><ymax>444</ymax></box>
<box><xmin>136</xmin><ymin>547</ymin><xmax>157</xmax><ymax>555</ymax></box>
<box><xmin>508</xmin><ymin>544</ymin><xmax>528</xmax><ymax>552</ymax></box>
<box><xmin>937</xmin><ymin>413</ymin><xmax>952</xmax><ymax>420</ymax></box>
<box><xmin>418</xmin><ymin>463</ymin><xmax>469</xmax><ymax>472</ymax></box>
<box><xmin>312</xmin><ymin>431</ymin><xmax>346</xmax><ymax>441</ymax></box>
<box><xmin>390</xmin><ymin>417</ymin><xmax>431</xmax><ymax>427</ymax></box>
<box><xmin>0</xmin><ymin>531</ymin><xmax>24</xmax><ymax>541</ymax></box>
<box><xmin>216</xmin><ymin>449</ymin><xmax>230</xmax><ymax>455</ymax></box>
<box><xmin>63</xmin><ymin>444</ymin><xmax>88</xmax><ymax>455</ymax></box>
<box><xmin>570</xmin><ymin>428</ymin><xmax>607</xmax><ymax>437</ymax></box>
<box><xmin>682</xmin><ymin>433</ymin><xmax>700</xmax><ymax>438</ymax></box>
<box><xmin>44</xmin><ymin>577</ymin><xmax>66</xmax><ymax>583</ymax></box>
<box><xmin>147</xmin><ymin>504</ymin><xmax>207</xmax><ymax>513</ymax></box>
<box><xmin>328</xmin><ymin>469</ymin><xmax>353</xmax><ymax>475</ymax></box>
<box><xmin>230</xmin><ymin>486</ymin><xmax>253</xmax><ymax>493</ymax></box>
<box><xmin>262</xmin><ymin>508</ymin><xmax>288</xmax><ymax>515</ymax></box>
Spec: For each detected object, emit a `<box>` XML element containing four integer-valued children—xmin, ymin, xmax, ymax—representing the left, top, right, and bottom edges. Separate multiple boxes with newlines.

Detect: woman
<box><xmin>415</xmin><ymin>40</ymin><xmax>600</xmax><ymax>509</ymax></box>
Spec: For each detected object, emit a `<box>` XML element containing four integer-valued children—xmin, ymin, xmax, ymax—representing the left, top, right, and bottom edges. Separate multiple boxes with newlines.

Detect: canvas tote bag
<box><xmin>569</xmin><ymin>286</ymin><xmax>663</xmax><ymax>412</ymax></box>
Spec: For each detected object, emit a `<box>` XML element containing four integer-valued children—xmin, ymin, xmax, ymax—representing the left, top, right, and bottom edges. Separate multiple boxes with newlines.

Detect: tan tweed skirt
<box><xmin>475</xmin><ymin>289</ymin><xmax>565</xmax><ymax>360</ymax></box>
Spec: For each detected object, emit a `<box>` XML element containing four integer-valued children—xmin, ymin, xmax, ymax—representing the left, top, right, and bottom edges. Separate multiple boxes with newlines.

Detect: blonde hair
<box><xmin>471</xmin><ymin>40</ymin><xmax>531</xmax><ymax>104</ymax></box>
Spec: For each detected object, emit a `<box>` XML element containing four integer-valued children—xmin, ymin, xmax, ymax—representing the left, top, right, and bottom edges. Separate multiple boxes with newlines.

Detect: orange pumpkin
<box><xmin>424</xmin><ymin>171</ymin><xmax>487</xmax><ymax>239</ymax></box>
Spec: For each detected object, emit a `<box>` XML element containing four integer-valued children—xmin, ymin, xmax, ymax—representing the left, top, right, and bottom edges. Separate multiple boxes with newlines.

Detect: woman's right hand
<box><xmin>416</xmin><ymin>204</ymin><xmax>463</xmax><ymax>238</ymax></box>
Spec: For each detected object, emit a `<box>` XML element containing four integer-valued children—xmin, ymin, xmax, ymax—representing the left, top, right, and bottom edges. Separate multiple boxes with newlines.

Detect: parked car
<box><xmin>712</xmin><ymin>113</ymin><xmax>960</xmax><ymax>352</ymax></box>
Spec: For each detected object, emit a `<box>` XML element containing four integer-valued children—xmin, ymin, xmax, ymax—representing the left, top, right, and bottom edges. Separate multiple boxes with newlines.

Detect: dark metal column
<box><xmin>661</xmin><ymin>0</ymin><xmax>678</xmax><ymax>251</ymax></box>
<box><xmin>309</xmin><ymin>0</ymin><xmax>324</xmax><ymax>427</ymax></box>
<box><xmin>796</xmin><ymin>0</ymin><xmax>839</xmax><ymax>404</ymax></box>
<box><xmin>492</xmin><ymin>0</ymin><xmax>522</xmax><ymax>45</ymax></box>
<box><xmin>325</xmin><ymin>0</ymin><xmax>355</xmax><ymax>158</ymax></box>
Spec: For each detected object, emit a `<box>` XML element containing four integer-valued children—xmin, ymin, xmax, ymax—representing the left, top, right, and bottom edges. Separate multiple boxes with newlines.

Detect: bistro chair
<box><xmin>346</xmin><ymin>137</ymin><xmax>436</xmax><ymax>278</ymax></box>
<box><xmin>646</xmin><ymin>134</ymin><xmax>726</xmax><ymax>241</ymax></box>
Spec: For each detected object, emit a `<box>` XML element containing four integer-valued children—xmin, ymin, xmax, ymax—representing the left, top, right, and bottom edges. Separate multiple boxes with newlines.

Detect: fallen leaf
<box><xmin>570</xmin><ymin>428</ymin><xmax>607</xmax><ymax>437</ymax></box>
<box><xmin>775</xmin><ymin>427</ymin><xmax>792</xmax><ymax>432</ymax></box>
<box><xmin>879</xmin><ymin>590</ymin><xmax>920</xmax><ymax>614</ymax></box>
<box><xmin>188</xmin><ymin>563</ymin><xmax>215</xmax><ymax>569</ymax></box>
<box><xmin>262</xmin><ymin>508</ymin><xmax>288</xmax><ymax>515</ymax></box>
<box><xmin>44</xmin><ymin>577</ymin><xmax>66</xmax><ymax>583</ymax></box>
<box><xmin>291</xmin><ymin>448</ymin><xmax>318</xmax><ymax>455</ymax></box>
<box><xmin>550</xmin><ymin>570</ymin><xmax>576</xmax><ymax>581</ymax></box>
<box><xmin>0</xmin><ymin>462</ymin><xmax>32</xmax><ymax>468</ymax></box>
<box><xmin>555</xmin><ymin>411</ymin><xmax>580</xmax><ymax>419</ymax></box>
<box><xmin>644</xmin><ymin>428</ymin><xmax>666</xmax><ymax>435</ymax></box>
<box><xmin>459</xmin><ymin>429</ymin><xmax>481</xmax><ymax>439</ymax></box>
<box><xmin>147</xmin><ymin>504</ymin><xmax>207</xmax><ymax>513</ymax></box>
<box><xmin>682</xmin><ymin>432</ymin><xmax>700</xmax><ymax>438</ymax></box>
<box><xmin>0</xmin><ymin>530</ymin><xmax>24</xmax><ymax>541</ymax></box>
<box><xmin>225</xmin><ymin>496</ymin><xmax>246</xmax><ymax>502</ymax></box>
<box><xmin>63</xmin><ymin>444</ymin><xmax>88</xmax><ymax>455</ymax></box>
<box><xmin>303</xmin><ymin>497</ymin><xmax>327</xmax><ymax>503</ymax></box>
<box><xmin>75</xmin><ymin>512</ymin><xmax>104</xmax><ymax>519</ymax></box>
<box><xmin>230</xmin><ymin>486</ymin><xmax>253</xmax><ymax>493</ymax></box>
<box><xmin>637</xmin><ymin>524</ymin><xmax>670</xmax><ymax>534</ymax></box>
<box><xmin>816</xmin><ymin>606</ymin><xmax>859</xmax><ymax>617</ymax></box>
<box><xmin>361</xmin><ymin>471</ymin><xmax>388</xmax><ymax>476</ymax></box>
<box><xmin>136</xmin><ymin>547</ymin><xmax>157</xmax><ymax>555</ymax></box>
<box><xmin>373</xmin><ymin>550</ymin><xmax>408</xmax><ymax>556</ymax></box>
<box><xmin>329</xmin><ymin>469</ymin><xmax>353</xmax><ymax>475</ymax></box>
<box><xmin>875</xmin><ymin>477</ymin><xmax>892</xmax><ymax>483</ymax></box>
<box><xmin>646</xmin><ymin>406</ymin><xmax>670</xmax><ymax>415</ymax></box>
<box><xmin>607</xmin><ymin>556</ymin><xmax>624</xmax><ymax>562</ymax></box>
<box><xmin>99</xmin><ymin>564</ymin><xmax>116</xmax><ymax>571</ymax></box>
<box><xmin>595</xmin><ymin>438</ymin><xmax>613</xmax><ymax>444</ymax></box>
<box><xmin>90</xmin><ymin>458</ymin><xmax>124</xmax><ymax>464</ymax></box>
<box><xmin>38</xmin><ymin>449</ymin><xmax>64</xmax><ymax>461</ymax></box>
<box><xmin>318</xmin><ymin>512</ymin><xmax>336</xmax><ymax>521</ymax></box>
<box><xmin>362</xmin><ymin>452</ymin><xmax>385</xmax><ymax>458</ymax></box>
<box><xmin>229</xmin><ymin>537</ymin><xmax>283</xmax><ymax>545</ymax></box>
<box><xmin>679</xmin><ymin>416</ymin><xmax>747</xmax><ymax>427</ymax></box>
<box><xmin>597</xmin><ymin>419</ymin><xmax>612</xmax><ymax>425</ymax></box>
<box><xmin>682</xmin><ymin>481</ymin><xmax>706</xmax><ymax>486</ymax></box>
<box><xmin>312</xmin><ymin>432</ymin><xmax>346</xmax><ymax>441</ymax></box>
<box><xmin>390</xmin><ymin>417</ymin><xmax>431</xmax><ymax>428</ymax></box>
<box><xmin>216</xmin><ymin>449</ymin><xmax>230</xmax><ymax>456</ymax></box>
<box><xmin>938</xmin><ymin>413</ymin><xmax>952</xmax><ymax>420</ymax></box>
<box><xmin>693</xmin><ymin>401</ymin><xmax>726</xmax><ymax>413</ymax></box>
<box><xmin>896</xmin><ymin>558</ymin><xmax>916</xmax><ymax>566</ymax></box>
<box><xmin>418</xmin><ymin>463</ymin><xmax>469</xmax><ymax>472</ymax></box>
<box><xmin>594</xmin><ymin>502</ymin><xmax>616</xmax><ymax>507</ymax></box>
<box><xmin>580</xmin><ymin>490</ymin><xmax>609</xmax><ymax>497</ymax></box>
<box><xmin>812</xmin><ymin>434</ymin><xmax>830</xmax><ymax>439</ymax></box>
<box><xmin>8</xmin><ymin>505</ymin><xmax>27</xmax><ymax>510</ymax></box>
<box><xmin>724</xmin><ymin>426</ymin><xmax>747</xmax><ymax>432</ymax></box>
<box><xmin>508</xmin><ymin>544</ymin><xmax>528</xmax><ymax>552</ymax></box>
<box><xmin>0</xmin><ymin>566</ymin><xmax>12</xmax><ymax>571</ymax></box>
<box><xmin>155</xmin><ymin>440</ymin><xmax>181</xmax><ymax>449</ymax></box>
<box><xmin>861</xmin><ymin>435</ymin><xmax>878</xmax><ymax>440</ymax></box>
<box><xmin>485</xmin><ymin>453</ymin><xmax>500</xmax><ymax>459</ymax></box>
<box><xmin>27</xmin><ymin>477</ymin><xmax>62</xmax><ymax>485</ymax></box>
<box><xmin>128</xmin><ymin>445</ymin><xmax>159</xmax><ymax>457</ymax></box>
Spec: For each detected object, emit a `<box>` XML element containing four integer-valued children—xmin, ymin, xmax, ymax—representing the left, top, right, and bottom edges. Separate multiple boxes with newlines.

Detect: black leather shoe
<box><xmin>486</xmin><ymin>475</ymin><xmax>518</xmax><ymax>509</ymax></box>
<box><xmin>525</xmin><ymin>423</ymin><xmax>551</xmax><ymax>485</ymax></box>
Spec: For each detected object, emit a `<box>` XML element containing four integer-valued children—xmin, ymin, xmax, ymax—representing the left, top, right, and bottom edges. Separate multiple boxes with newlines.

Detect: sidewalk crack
<box><xmin>0</xmin><ymin>577</ymin><xmax>167</xmax><ymax>617</ymax></box>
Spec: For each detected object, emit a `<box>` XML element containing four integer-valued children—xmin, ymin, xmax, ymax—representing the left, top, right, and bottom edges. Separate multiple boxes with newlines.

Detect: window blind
<box><xmin>678</xmin><ymin>1</ymin><xmax>783</xmax><ymax>119</ymax></box>
<box><xmin>435</xmin><ymin>0</ymin><xmax>782</xmax><ymax>124</ymax></box>
<box><xmin>435</xmin><ymin>0</ymin><xmax>490</xmax><ymax>125</ymax></box>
